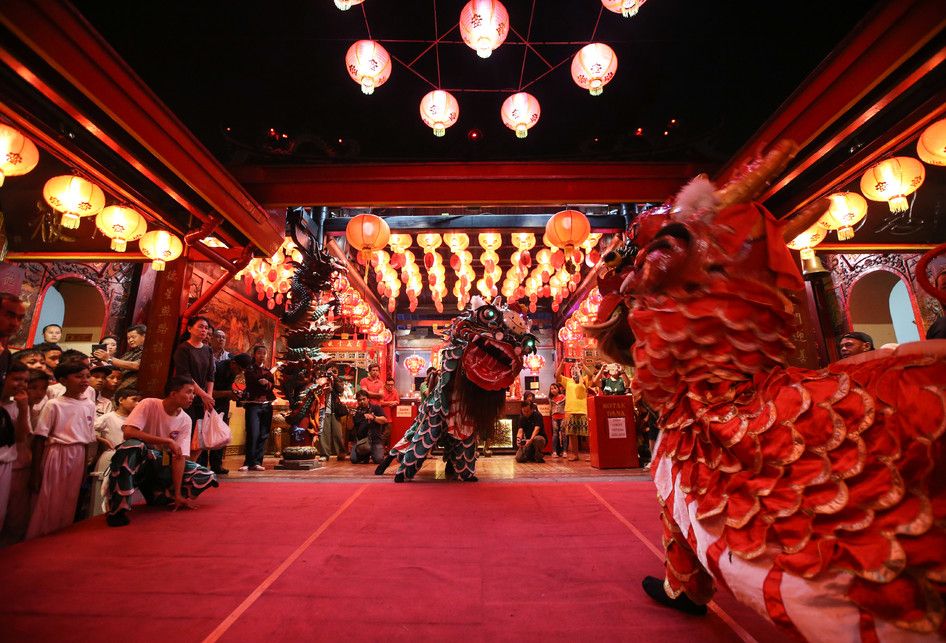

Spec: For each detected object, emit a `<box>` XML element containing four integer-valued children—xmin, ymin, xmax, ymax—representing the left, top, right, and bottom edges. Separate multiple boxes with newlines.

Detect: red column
<box><xmin>135</xmin><ymin>259</ymin><xmax>190</xmax><ymax>398</ymax></box>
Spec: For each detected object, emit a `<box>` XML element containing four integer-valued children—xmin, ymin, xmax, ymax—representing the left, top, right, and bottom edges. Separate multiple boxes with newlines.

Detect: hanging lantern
<box><xmin>419</xmin><ymin>90</ymin><xmax>459</xmax><ymax>137</ymax></box>
<box><xmin>478</xmin><ymin>232</ymin><xmax>502</xmax><ymax>251</ymax></box>
<box><xmin>601</xmin><ymin>0</ymin><xmax>646</xmax><ymax>18</ymax></box>
<box><xmin>571</xmin><ymin>43</ymin><xmax>618</xmax><ymax>97</ymax></box>
<box><xmin>416</xmin><ymin>233</ymin><xmax>443</xmax><ymax>252</ymax></box>
<box><xmin>546</xmin><ymin>209</ymin><xmax>591</xmax><ymax>253</ymax></box>
<box><xmin>346</xmin><ymin>213</ymin><xmax>391</xmax><ymax>263</ymax></box>
<box><xmin>334</xmin><ymin>0</ymin><xmax>364</xmax><ymax>10</ymax></box>
<box><xmin>0</xmin><ymin>124</ymin><xmax>39</xmax><ymax>187</ymax></box>
<box><xmin>523</xmin><ymin>353</ymin><xmax>546</xmax><ymax>374</ymax></box>
<box><xmin>501</xmin><ymin>92</ymin><xmax>541</xmax><ymax>139</ymax></box>
<box><xmin>43</xmin><ymin>175</ymin><xmax>106</xmax><ymax>229</ymax></box>
<box><xmin>917</xmin><ymin>118</ymin><xmax>946</xmax><ymax>167</ymax></box>
<box><xmin>345</xmin><ymin>40</ymin><xmax>392</xmax><ymax>95</ymax></box>
<box><xmin>95</xmin><ymin>205</ymin><xmax>148</xmax><ymax>251</ymax></box>
<box><xmin>443</xmin><ymin>232</ymin><xmax>470</xmax><ymax>254</ymax></box>
<box><xmin>459</xmin><ymin>0</ymin><xmax>509</xmax><ymax>59</ymax></box>
<box><xmin>139</xmin><ymin>230</ymin><xmax>183</xmax><ymax>271</ymax></box>
<box><xmin>404</xmin><ymin>354</ymin><xmax>427</xmax><ymax>376</ymax></box>
<box><xmin>786</xmin><ymin>224</ymin><xmax>827</xmax><ymax>261</ymax></box>
<box><xmin>819</xmin><ymin>192</ymin><xmax>868</xmax><ymax>241</ymax></box>
<box><xmin>859</xmin><ymin>157</ymin><xmax>925</xmax><ymax>213</ymax></box>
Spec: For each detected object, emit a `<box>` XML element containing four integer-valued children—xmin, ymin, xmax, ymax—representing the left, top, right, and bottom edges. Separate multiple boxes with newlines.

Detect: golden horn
<box><xmin>715</xmin><ymin>140</ymin><xmax>798</xmax><ymax>208</ymax></box>
<box><xmin>781</xmin><ymin>198</ymin><xmax>831</xmax><ymax>244</ymax></box>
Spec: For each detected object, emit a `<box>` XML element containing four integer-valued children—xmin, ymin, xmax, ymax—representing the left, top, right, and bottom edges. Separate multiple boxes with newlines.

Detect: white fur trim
<box><xmin>674</xmin><ymin>175</ymin><xmax>718</xmax><ymax>214</ymax></box>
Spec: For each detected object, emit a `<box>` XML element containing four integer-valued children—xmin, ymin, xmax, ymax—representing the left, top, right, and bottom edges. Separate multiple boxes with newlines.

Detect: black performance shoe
<box><xmin>642</xmin><ymin>576</ymin><xmax>708</xmax><ymax>616</ymax></box>
<box><xmin>106</xmin><ymin>511</ymin><xmax>130</xmax><ymax>527</ymax></box>
<box><xmin>375</xmin><ymin>455</ymin><xmax>394</xmax><ymax>475</ymax></box>
<box><xmin>394</xmin><ymin>472</ymin><xmax>405</xmax><ymax>483</ymax></box>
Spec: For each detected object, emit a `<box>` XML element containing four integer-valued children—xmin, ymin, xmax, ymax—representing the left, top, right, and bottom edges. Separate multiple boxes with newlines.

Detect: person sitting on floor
<box><xmin>350</xmin><ymin>390</ymin><xmax>388</xmax><ymax>465</ymax></box>
<box><xmin>514</xmin><ymin>401</ymin><xmax>547</xmax><ymax>464</ymax></box>
<box><xmin>103</xmin><ymin>376</ymin><xmax>218</xmax><ymax>527</ymax></box>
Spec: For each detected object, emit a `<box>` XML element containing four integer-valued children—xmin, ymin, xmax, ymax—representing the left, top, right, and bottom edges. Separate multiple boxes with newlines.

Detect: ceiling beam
<box><xmin>323</xmin><ymin>213</ymin><xmax>626</xmax><ymax>233</ymax></box>
<box><xmin>715</xmin><ymin>0</ymin><xmax>946</xmax><ymax>211</ymax></box>
<box><xmin>0</xmin><ymin>0</ymin><xmax>283</xmax><ymax>255</ymax></box>
<box><xmin>231</xmin><ymin>161</ymin><xmax>708</xmax><ymax>208</ymax></box>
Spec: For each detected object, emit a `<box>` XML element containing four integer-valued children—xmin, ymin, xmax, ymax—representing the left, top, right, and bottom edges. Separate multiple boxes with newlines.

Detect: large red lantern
<box><xmin>419</xmin><ymin>90</ymin><xmax>460</xmax><ymax>137</ymax></box>
<box><xmin>459</xmin><ymin>0</ymin><xmax>509</xmax><ymax>59</ymax></box>
<box><xmin>501</xmin><ymin>92</ymin><xmax>541</xmax><ymax>139</ymax></box>
<box><xmin>0</xmin><ymin>124</ymin><xmax>39</xmax><ymax>187</ymax></box>
<box><xmin>345</xmin><ymin>40</ymin><xmax>392</xmax><ymax>95</ymax></box>
<box><xmin>545</xmin><ymin>209</ymin><xmax>591</xmax><ymax>253</ymax></box>
<box><xmin>860</xmin><ymin>157</ymin><xmax>925</xmax><ymax>213</ymax></box>
<box><xmin>601</xmin><ymin>0</ymin><xmax>647</xmax><ymax>18</ymax></box>
<box><xmin>95</xmin><ymin>205</ymin><xmax>148</xmax><ymax>251</ymax></box>
<box><xmin>346</xmin><ymin>213</ymin><xmax>391</xmax><ymax>262</ymax></box>
<box><xmin>571</xmin><ymin>43</ymin><xmax>618</xmax><ymax>96</ymax></box>
<box><xmin>334</xmin><ymin>0</ymin><xmax>364</xmax><ymax>9</ymax></box>
<box><xmin>917</xmin><ymin>118</ymin><xmax>946</xmax><ymax>167</ymax></box>
<box><xmin>43</xmin><ymin>175</ymin><xmax>106</xmax><ymax>229</ymax></box>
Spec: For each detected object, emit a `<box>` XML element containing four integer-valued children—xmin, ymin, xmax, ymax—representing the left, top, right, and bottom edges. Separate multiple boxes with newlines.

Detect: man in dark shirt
<box><xmin>240</xmin><ymin>345</ymin><xmax>276</xmax><ymax>471</ymax></box>
<box><xmin>350</xmin><ymin>390</ymin><xmax>388</xmax><ymax>464</ymax></box>
<box><xmin>515</xmin><ymin>401</ymin><xmax>547</xmax><ymax>463</ymax></box>
<box><xmin>207</xmin><ymin>352</ymin><xmax>253</xmax><ymax>474</ymax></box>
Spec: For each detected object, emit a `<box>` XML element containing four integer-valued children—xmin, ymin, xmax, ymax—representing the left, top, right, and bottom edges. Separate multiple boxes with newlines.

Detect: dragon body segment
<box><xmin>589</xmin><ymin>144</ymin><xmax>946</xmax><ymax>640</ymax></box>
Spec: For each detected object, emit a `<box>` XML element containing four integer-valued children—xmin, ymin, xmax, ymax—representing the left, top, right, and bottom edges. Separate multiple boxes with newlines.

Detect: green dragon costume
<box><xmin>376</xmin><ymin>296</ymin><xmax>537</xmax><ymax>482</ymax></box>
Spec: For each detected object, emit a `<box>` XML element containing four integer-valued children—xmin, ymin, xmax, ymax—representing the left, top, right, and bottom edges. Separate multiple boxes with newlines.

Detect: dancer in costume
<box><xmin>104</xmin><ymin>376</ymin><xmax>218</xmax><ymax>526</ymax></box>
<box><xmin>376</xmin><ymin>296</ymin><xmax>536</xmax><ymax>482</ymax></box>
<box><xmin>586</xmin><ymin>141</ymin><xmax>946</xmax><ymax>640</ymax></box>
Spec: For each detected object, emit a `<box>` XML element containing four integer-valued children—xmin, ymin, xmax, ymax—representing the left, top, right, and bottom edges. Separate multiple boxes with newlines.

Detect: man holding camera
<box><xmin>515</xmin><ymin>400</ymin><xmax>547</xmax><ymax>464</ymax></box>
<box><xmin>350</xmin><ymin>390</ymin><xmax>388</xmax><ymax>464</ymax></box>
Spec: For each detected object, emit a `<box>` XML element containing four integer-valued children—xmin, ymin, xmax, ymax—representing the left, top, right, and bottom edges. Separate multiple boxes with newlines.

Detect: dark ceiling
<box><xmin>71</xmin><ymin>0</ymin><xmax>880</xmax><ymax>167</ymax></box>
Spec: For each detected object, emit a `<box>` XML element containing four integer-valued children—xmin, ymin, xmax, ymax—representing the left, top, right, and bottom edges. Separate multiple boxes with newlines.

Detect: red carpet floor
<box><xmin>0</xmin><ymin>480</ymin><xmax>790</xmax><ymax>642</ymax></box>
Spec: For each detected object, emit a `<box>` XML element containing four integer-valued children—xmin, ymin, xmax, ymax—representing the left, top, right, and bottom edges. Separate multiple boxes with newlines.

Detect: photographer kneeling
<box><xmin>350</xmin><ymin>390</ymin><xmax>388</xmax><ymax>464</ymax></box>
<box><xmin>515</xmin><ymin>401</ymin><xmax>547</xmax><ymax>464</ymax></box>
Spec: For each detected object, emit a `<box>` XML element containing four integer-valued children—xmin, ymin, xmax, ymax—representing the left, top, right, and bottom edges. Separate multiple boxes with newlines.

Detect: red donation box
<box><xmin>389</xmin><ymin>403</ymin><xmax>418</xmax><ymax>447</ymax></box>
<box><xmin>587</xmin><ymin>395</ymin><xmax>638</xmax><ymax>468</ymax></box>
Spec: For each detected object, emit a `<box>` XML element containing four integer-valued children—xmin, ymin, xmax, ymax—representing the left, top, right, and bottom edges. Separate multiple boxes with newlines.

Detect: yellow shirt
<box><xmin>561</xmin><ymin>376</ymin><xmax>588</xmax><ymax>415</ymax></box>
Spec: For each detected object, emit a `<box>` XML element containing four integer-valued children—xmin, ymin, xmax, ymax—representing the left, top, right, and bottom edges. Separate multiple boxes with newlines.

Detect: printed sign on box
<box><xmin>607</xmin><ymin>417</ymin><xmax>627</xmax><ymax>439</ymax></box>
<box><xmin>396</xmin><ymin>405</ymin><xmax>413</xmax><ymax>418</ymax></box>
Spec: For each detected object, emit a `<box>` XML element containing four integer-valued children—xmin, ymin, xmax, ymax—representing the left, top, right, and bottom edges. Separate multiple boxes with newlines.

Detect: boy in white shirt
<box><xmin>0</xmin><ymin>362</ymin><xmax>30</xmax><ymax>533</ymax></box>
<box><xmin>26</xmin><ymin>362</ymin><xmax>96</xmax><ymax>539</ymax></box>
<box><xmin>104</xmin><ymin>376</ymin><xmax>218</xmax><ymax>527</ymax></box>
<box><xmin>92</xmin><ymin>388</ymin><xmax>140</xmax><ymax>475</ymax></box>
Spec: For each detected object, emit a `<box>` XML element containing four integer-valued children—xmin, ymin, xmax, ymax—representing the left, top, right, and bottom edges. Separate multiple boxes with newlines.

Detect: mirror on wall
<box><xmin>33</xmin><ymin>277</ymin><xmax>107</xmax><ymax>352</ymax></box>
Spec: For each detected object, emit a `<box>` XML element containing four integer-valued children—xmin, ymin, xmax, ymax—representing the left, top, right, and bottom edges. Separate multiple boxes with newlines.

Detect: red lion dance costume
<box><xmin>588</xmin><ymin>141</ymin><xmax>946</xmax><ymax>641</ymax></box>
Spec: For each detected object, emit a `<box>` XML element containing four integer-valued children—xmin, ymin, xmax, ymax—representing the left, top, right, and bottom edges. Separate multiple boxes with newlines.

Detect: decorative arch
<box><xmin>27</xmin><ymin>273</ymin><xmax>110</xmax><ymax>346</ymax></box>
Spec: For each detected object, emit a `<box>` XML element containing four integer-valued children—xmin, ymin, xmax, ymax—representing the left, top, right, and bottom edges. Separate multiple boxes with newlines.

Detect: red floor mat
<box><xmin>0</xmin><ymin>480</ymin><xmax>789</xmax><ymax>642</ymax></box>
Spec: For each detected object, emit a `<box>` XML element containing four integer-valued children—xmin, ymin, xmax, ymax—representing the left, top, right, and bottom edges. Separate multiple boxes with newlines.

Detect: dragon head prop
<box><xmin>587</xmin><ymin>140</ymin><xmax>829</xmax><ymax>369</ymax></box>
<box><xmin>445</xmin><ymin>295</ymin><xmax>537</xmax><ymax>391</ymax></box>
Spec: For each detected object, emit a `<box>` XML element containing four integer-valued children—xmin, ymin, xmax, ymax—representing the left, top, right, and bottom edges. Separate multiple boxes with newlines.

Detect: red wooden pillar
<box><xmin>135</xmin><ymin>258</ymin><xmax>191</xmax><ymax>398</ymax></box>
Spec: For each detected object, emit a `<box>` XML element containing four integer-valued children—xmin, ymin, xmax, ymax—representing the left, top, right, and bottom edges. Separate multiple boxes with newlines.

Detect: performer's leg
<box><xmin>642</xmin><ymin>501</ymin><xmax>713</xmax><ymax>614</ymax></box>
<box><xmin>394</xmin><ymin>413</ymin><xmax>444</xmax><ymax>481</ymax></box>
<box><xmin>104</xmin><ymin>440</ymin><xmax>152</xmax><ymax>527</ymax></box>
<box><xmin>446</xmin><ymin>435</ymin><xmax>479</xmax><ymax>481</ymax></box>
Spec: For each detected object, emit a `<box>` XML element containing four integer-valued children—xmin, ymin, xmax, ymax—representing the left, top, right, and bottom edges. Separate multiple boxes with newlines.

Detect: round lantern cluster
<box><xmin>336</xmin><ymin>275</ymin><xmax>392</xmax><ymax>345</ymax></box>
<box><xmin>558</xmin><ymin>288</ymin><xmax>602</xmax><ymax>347</ymax></box>
<box><xmin>236</xmin><ymin>236</ymin><xmax>303</xmax><ymax>310</ymax></box>
<box><xmin>783</xmin><ymin>116</ymin><xmax>945</xmax><ymax>263</ymax></box>
<box><xmin>336</xmin><ymin>0</ymin><xmax>633</xmax><ymax>138</ymax></box>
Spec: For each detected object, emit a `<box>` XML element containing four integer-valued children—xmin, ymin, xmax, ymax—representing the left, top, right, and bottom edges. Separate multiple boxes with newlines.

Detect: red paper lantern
<box><xmin>501</xmin><ymin>92</ymin><xmax>541</xmax><ymax>139</ymax></box>
<box><xmin>860</xmin><ymin>156</ymin><xmax>925</xmax><ymax>213</ymax></box>
<box><xmin>459</xmin><ymin>0</ymin><xmax>509</xmax><ymax>59</ymax></box>
<box><xmin>545</xmin><ymin>209</ymin><xmax>590</xmax><ymax>252</ymax></box>
<box><xmin>419</xmin><ymin>90</ymin><xmax>460</xmax><ymax>137</ymax></box>
<box><xmin>571</xmin><ymin>43</ymin><xmax>618</xmax><ymax>96</ymax></box>
<box><xmin>345</xmin><ymin>40</ymin><xmax>392</xmax><ymax>95</ymax></box>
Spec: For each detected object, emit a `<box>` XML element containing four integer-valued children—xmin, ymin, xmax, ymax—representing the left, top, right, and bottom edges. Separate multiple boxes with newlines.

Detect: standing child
<box><xmin>93</xmin><ymin>388</ymin><xmax>140</xmax><ymax>472</ymax></box>
<box><xmin>548</xmin><ymin>383</ymin><xmax>566</xmax><ymax>458</ymax></box>
<box><xmin>2</xmin><ymin>370</ymin><xmax>50</xmax><ymax>543</ymax></box>
<box><xmin>88</xmin><ymin>365</ymin><xmax>115</xmax><ymax>417</ymax></box>
<box><xmin>0</xmin><ymin>363</ymin><xmax>30</xmax><ymax>532</ymax></box>
<box><xmin>25</xmin><ymin>362</ymin><xmax>95</xmax><ymax>539</ymax></box>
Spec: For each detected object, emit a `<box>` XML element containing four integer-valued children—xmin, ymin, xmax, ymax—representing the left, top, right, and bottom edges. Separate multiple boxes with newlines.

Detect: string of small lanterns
<box><xmin>0</xmin><ymin>122</ymin><xmax>184</xmax><ymax>271</ymax></box>
<box><xmin>337</xmin><ymin>0</ymin><xmax>640</xmax><ymax>138</ymax></box>
<box><xmin>786</xmin><ymin>116</ymin><xmax>945</xmax><ymax>265</ymax></box>
<box><xmin>334</xmin><ymin>274</ymin><xmax>393</xmax><ymax>344</ymax></box>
